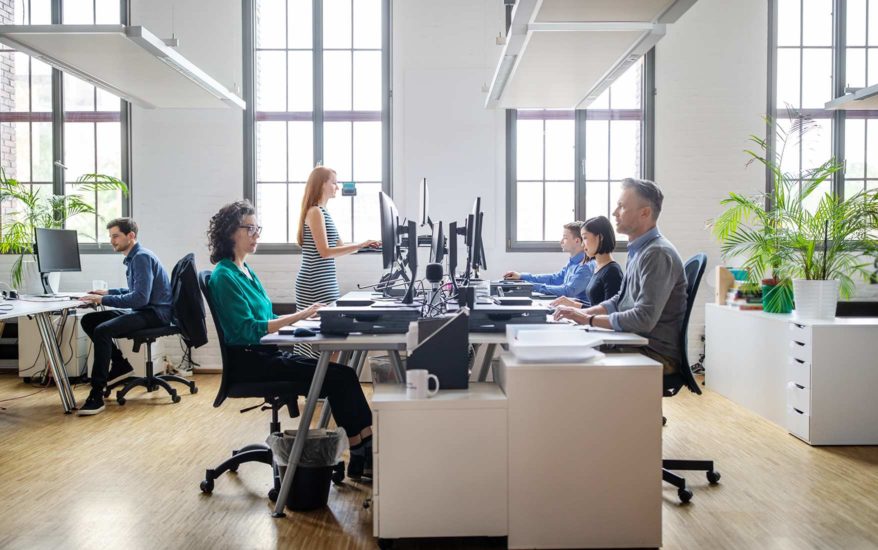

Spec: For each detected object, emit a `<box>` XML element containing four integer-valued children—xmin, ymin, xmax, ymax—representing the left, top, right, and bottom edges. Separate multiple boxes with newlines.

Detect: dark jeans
<box><xmin>81</xmin><ymin>309</ymin><xmax>166</xmax><ymax>392</ymax></box>
<box><xmin>228</xmin><ymin>347</ymin><xmax>372</xmax><ymax>438</ymax></box>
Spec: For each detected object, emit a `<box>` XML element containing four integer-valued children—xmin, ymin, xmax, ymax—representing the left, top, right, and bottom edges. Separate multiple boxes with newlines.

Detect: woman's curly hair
<box><xmin>208</xmin><ymin>200</ymin><xmax>255</xmax><ymax>264</ymax></box>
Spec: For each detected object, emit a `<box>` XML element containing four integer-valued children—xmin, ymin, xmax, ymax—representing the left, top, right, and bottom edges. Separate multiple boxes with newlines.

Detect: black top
<box><xmin>584</xmin><ymin>261</ymin><xmax>624</xmax><ymax>306</ymax></box>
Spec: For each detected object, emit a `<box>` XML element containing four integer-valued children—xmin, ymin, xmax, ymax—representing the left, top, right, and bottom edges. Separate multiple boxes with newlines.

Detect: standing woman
<box><xmin>296</xmin><ymin>166</ymin><xmax>379</xmax><ymax>357</ymax></box>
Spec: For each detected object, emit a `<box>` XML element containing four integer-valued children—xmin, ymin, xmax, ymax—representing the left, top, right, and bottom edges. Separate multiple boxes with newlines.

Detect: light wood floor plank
<box><xmin>1</xmin><ymin>373</ymin><xmax>876</xmax><ymax>549</ymax></box>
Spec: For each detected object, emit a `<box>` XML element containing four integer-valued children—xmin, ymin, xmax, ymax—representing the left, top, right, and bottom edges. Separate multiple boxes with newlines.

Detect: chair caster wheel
<box><xmin>707</xmin><ymin>470</ymin><xmax>721</xmax><ymax>484</ymax></box>
<box><xmin>678</xmin><ymin>488</ymin><xmax>693</xmax><ymax>503</ymax></box>
<box><xmin>229</xmin><ymin>464</ymin><xmax>239</xmax><ymax>473</ymax></box>
<box><xmin>117</xmin><ymin>396</ymin><xmax>126</xmax><ymax>406</ymax></box>
<box><xmin>363</xmin><ymin>498</ymin><xmax>371</xmax><ymax>509</ymax></box>
<box><xmin>171</xmin><ymin>393</ymin><xmax>181</xmax><ymax>403</ymax></box>
<box><xmin>268</xmin><ymin>488</ymin><xmax>278</xmax><ymax>501</ymax></box>
<box><xmin>200</xmin><ymin>479</ymin><xmax>214</xmax><ymax>494</ymax></box>
<box><xmin>662</xmin><ymin>416</ymin><xmax>667</xmax><ymax>426</ymax></box>
<box><xmin>377</xmin><ymin>538</ymin><xmax>394</xmax><ymax>549</ymax></box>
<box><xmin>191</xmin><ymin>385</ymin><xmax>198</xmax><ymax>394</ymax></box>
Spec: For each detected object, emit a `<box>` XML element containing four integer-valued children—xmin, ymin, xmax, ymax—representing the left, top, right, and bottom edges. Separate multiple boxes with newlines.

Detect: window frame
<box><xmin>242</xmin><ymin>0</ymin><xmax>392</xmax><ymax>254</ymax></box>
<box><xmin>0</xmin><ymin>0</ymin><xmax>132</xmax><ymax>254</ymax></box>
<box><xmin>505</xmin><ymin>50</ymin><xmax>655</xmax><ymax>253</ymax></box>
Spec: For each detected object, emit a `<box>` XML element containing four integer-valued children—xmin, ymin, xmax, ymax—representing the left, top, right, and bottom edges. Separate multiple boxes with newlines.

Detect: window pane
<box><xmin>31</xmin><ymin>0</ymin><xmax>51</xmax><ymax>24</ymax></box>
<box><xmin>96</xmin><ymin>122</ymin><xmax>121</xmax><ymax>177</ymax></box>
<box><xmin>324</xmin><ymin>120</ymin><xmax>352</xmax><ymax>181</ymax></box>
<box><xmin>256</xmin><ymin>183</ymin><xmax>287</xmax><ymax>243</ymax></box>
<box><xmin>288</xmin><ymin>182</ymin><xmax>306</xmax><ymax>242</ymax></box>
<box><xmin>516</xmin><ymin>118</ymin><xmax>543</xmax><ymax>181</ymax></box>
<box><xmin>95</xmin><ymin>0</ymin><xmax>120</xmax><ymax>24</ymax></box>
<box><xmin>323</xmin><ymin>0</ymin><xmax>352</xmax><ymax>49</ymax></box>
<box><xmin>589</xmin><ymin>87</ymin><xmax>609</xmax><ymax>110</ymax></box>
<box><xmin>800</xmin><ymin>119</ymin><xmax>832</xmax><ymax>173</ymax></box>
<box><xmin>543</xmin><ymin>119</ymin><xmax>573</xmax><ymax>181</ymax></box>
<box><xmin>801</xmin><ymin>180</ymin><xmax>831</xmax><ymax>213</ymax></box>
<box><xmin>847</xmin><ymin>0</ymin><xmax>867</xmax><ymax>47</ymax></box>
<box><xmin>585</xmin><ymin>181</ymin><xmax>609</xmax><ymax>221</ymax></box>
<box><xmin>256</xmin><ymin>0</ymin><xmax>286</xmax><ymax>49</ymax></box>
<box><xmin>871</xmin><ymin>0</ymin><xmax>878</xmax><ymax>45</ymax></box>
<box><xmin>62</xmin><ymin>0</ymin><xmax>93</xmax><ymax>24</ymax></box>
<box><xmin>845</xmin><ymin>118</ymin><xmax>866</xmax><ymax>178</ymax></box>
<box><xmin>777</xmin><ymin>118</ymin><xmax>801</xmax><ymax>175</ymax></box>
<box><xmin>353</xmin><ymin>121</ymin><xmax>381</xmax><ymax>181</ymax></box>
<box><xmin>352</xmin><ymin>50</ymin><xmax>381</xmax><ymax>110</ymax></box>
<box><xmin>326</xmin><ymin>195</ymin><xmax>352</xmax><ymax>242</ymax></box>
<box><xmin>516</xmin><ymin>181</ymin><xmax>542</xmax><ymax>241</ymax></box>
<box><xmin>353</xmin><ymin>0</ymin><xmax>381</xmax><ymax>49</ymax></box>
<box><xmin>353</xmin><ymin>182</ymin><xmax>381</xmax><ymax>241</ymax></box>
<box><xmin>847</xmin><ymin>48</ymin><xmax>867</xmax><ymax>89</ymax></box>
<box><xmin>776</xmin><ymin>0</ymin><xmax>801</xmax><ymax>46</ymax></box>
<box><xmin>609</xmin><ymin>120</ymin><xmax>640</xmax><ymax>180</ymax></box>
<box><xmin>96</xmin><ymin>188</ymin><xmax>121</xmax><ymax>241</ymax></box>
<box><xmin>324</xmin><ymin>51</ymin><xmax>352</xmax><ymax>110</ymax></box>
<box><xmin>544</xmin><ymin>181</ymin><xmax>574</xmax><ymax>239</ymax></box>
<box><xmin>868</xmin><ymin>119</ymin><xmax>878</xmax><ymax>178</ymax></box>
<box><xmin>845</xmin><ymin>179</ymin><xmax>865</xmax><ymax>200</ymax></box>
<box><xmin>9</xmin><ymin>122</ymin><xmax>30</xmax><ymax>181</ymax></box>
<box><xmin>288</xmin><ymin>51</ymin><xmax>313</xmax><ymax>111</ymax></box>
<box><xmin>31</xmin><ymin>59</ymin><xmax>52</xmax><ymax>112</ymax></box>
<box><xmin>609</xmin><ymin>62</ymin><xmax>641</xmax><ymax>109</ymax></box>
<box><xmin>257</xmin><ymin>52</ymin><xmax>286</xmax><ymax>111</ymax></box>
<box><xmin>288</xmin><ymin>0</ymin><xmax>312</xmax><ymax>49</ymax></box>
<box><xmin>257</xmin><ymin>121</ymin><xmax>286</xmax><ymax>181</ymax></box>
<box><xmin>868</xmin><ymin>48</ymin><xmax>878</xmax><ymax>87</ymax></box>
<box><xmin>64</xmin><ymin>183</ymin><xmax>96</xmax><ymax>241</ymax></box>
<box><xmin>585</xmin><ymin>120</ymin><xmax>609</xmax><ymax>180</ymax></box>
<box><xmin>31</xmin><ymin>121</ymin><xmax>52</xmax><ymax>181</ymax></box>
<box><xmin>96</xmin><ymin>88</ymin><xmax>120</xmax><ymax>112</ymax></box>
<box><xmin>800</xmin><ymin>48</ymin><xmax>832</xmax><ymax>109</ymax></box>
<box><xmin>64</xmin><ymin>74</ymin><xmax>95</xmax><ymax>111</ymax></box>
<box><xmin>64</xmin><ymin>122</ymin><xmax>95</xmax><ymax>178</ymax></box>
<box><xmin>288</xmin><ymin>120</ymin><xmax>314</xmax><ymax>182</ymax></box>
<box><xmin>801</xmin><ymin>0</ymin><xmax>832</xmax><ymax>47</ymax></box>
<box><xmin>776</xmin><ymin>49</ymin><xmax>801</xmax><ymax>109</ymax></box>
<box><xmin>11</xmin><ymin>52</ymin><xmax>29</xmax><ymax>110</ymax></box>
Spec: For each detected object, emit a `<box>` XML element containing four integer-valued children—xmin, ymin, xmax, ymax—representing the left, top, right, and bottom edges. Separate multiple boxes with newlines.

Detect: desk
<box><xmin>1</xmin><ymin>297</ymin><xmax>83</xmax><ymax>413</ymax></box>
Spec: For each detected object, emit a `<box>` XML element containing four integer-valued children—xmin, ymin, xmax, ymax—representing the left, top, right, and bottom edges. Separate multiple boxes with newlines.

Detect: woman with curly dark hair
<box><xmin>206</xmin><ymin>200</ymin><xmax>373</xmax><ymax>479</ymax></box>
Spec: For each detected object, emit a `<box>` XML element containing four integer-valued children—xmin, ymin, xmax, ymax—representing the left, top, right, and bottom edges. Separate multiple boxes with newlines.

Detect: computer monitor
<box><xmin>473</xmin><ymin>210</ymin><xmax>487</xmax><ymax>271</ymax></box>
<box><xmin>34</xmin><ymin>228</ymin><xmax>81</xmax><ymax>295</ymax></box>
<box><xmin>463</xmin><ymin>197</ymin><xmax>485</xmax><ymax>280</ymax></box>
<box><xmin>418</xmin><ymin>177</ymin><xmax>430</xmax><ymax>227</ymax></box>
<box><xmin>430</xmin><ymin>221</ymin><xmax>445</xmax><ymax>263</ymax></box>
<box><xmin>379</xmin><ymin>191</ymin><xmax>400</xmax><ymax>270</ymax></box>
<box><xmin>448</xmin><ymin>221</ymin><xmax>459</xmax><ymax>291</ymax></box>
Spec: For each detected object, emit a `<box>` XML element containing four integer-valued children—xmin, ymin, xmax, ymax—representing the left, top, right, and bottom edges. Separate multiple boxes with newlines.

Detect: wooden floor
<box><xmin>1</xmin><ymin>373</ymin><xmax>877</xmax><ymax>550</ymax></box>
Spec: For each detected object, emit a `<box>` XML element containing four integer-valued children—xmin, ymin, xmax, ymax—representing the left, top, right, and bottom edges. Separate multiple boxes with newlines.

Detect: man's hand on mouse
<box><xmin>79</xmin><ymin>294</ymin><xmax>102</xmax><ymax>305</ymax></box>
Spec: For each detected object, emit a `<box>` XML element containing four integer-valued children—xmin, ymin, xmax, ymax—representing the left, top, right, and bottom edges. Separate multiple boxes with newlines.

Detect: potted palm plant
<box><xmin>712</xmin><ymin>115</ymin><xmax>878</xmax><ymax>318</ymax></box>
<box><xmin>0</xmin><ymin>168</ymin><xmax>128</xmax><ymax>292</ymax></box>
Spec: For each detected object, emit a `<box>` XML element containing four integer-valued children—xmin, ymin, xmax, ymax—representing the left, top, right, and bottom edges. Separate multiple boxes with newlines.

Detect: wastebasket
<box><xmin>267</xmin><ymin>428</ymin><xmax>348</xmax><ymax>511</ymax></box>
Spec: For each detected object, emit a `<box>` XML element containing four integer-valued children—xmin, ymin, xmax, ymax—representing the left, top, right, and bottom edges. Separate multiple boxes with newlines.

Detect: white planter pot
<box><xmin>20</xmin><ymin>258</ymin><xmax>61</xmax><ymax>295</ymax></box>
<box><xmin>793</xmin><ymin>279</ymin><xmax>840</xmax><ymax>320</ymax></box>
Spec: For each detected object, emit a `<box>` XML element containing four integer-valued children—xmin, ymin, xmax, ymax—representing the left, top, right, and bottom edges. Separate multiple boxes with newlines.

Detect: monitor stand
<box><xmin>40</xmin><ymin>272</ymin><xmax>56</xmax><ymax>296</ymax></box>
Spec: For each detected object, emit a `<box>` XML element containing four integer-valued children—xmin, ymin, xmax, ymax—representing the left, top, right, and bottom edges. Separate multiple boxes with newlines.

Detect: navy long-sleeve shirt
<box><xmin>101</xmin><ymin>242</ymin><xmax>173</xmax><ymax>324</ymax></box>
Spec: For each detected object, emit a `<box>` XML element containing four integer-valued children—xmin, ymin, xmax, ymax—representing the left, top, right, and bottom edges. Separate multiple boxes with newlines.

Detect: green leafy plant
<box><xmin>711</xmin><ymin>113</ymin><xmax>878</xmax><ymax>302</ymax></box>
<box><xmin>0</xmin><ymin>168</ymin><xmax>128</xmax><ymax>287</ymax></box>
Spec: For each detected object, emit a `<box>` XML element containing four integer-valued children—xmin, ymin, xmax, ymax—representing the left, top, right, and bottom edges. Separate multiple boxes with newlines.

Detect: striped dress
<box><xmin>295</xmin><ymin>206</ymin><xmax>341</xmax><ymax>358</ymax></box>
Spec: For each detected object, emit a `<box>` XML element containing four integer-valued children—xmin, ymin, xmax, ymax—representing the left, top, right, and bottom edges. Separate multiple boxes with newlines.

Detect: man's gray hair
<box><xmin>621</xmin><ymin>178</ymin><xmax>664</xmax><ymax>220</ymax></box>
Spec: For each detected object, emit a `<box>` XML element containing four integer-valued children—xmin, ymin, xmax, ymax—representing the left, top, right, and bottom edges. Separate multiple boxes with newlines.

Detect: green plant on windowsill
<box><xmin>710</xmin><ymin>113</ymin><xmax>878</xmax><ymax>314</ymax></box>
<box><xmin>0</xmin><ymin>168</ymin><xmax>129</xmax><ymax>288</ymax></box>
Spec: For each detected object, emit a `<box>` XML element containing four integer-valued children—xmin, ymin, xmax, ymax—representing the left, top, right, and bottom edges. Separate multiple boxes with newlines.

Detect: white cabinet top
<box><xmin>372</xmin><ymin>382</ymin><xmax>507</xmax><ymax>411</ymax></box>
<box><xmin>499</xmin><ymin>352</ymin><xmax>661</xmax><ymax>371</ymax></box>
<box><xmin>706</xmin><ymin>303</ymin><xmax>878</xmax><ymax>326</ymax></box>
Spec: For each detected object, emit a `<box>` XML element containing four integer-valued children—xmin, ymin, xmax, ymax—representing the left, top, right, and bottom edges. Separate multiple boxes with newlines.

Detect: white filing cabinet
<box><xmin>371</xmin><ymin>383</ymin><xmax>507</xmax><ymax>542</ymax></box>
<box><xmin>497</xmin><ymin>352</ymin><xmax>663</xmax><ymax>550</ymax></box>
<box><xmin>706</xmin><ymin>304</ymin><xmax>878</xmax><ymax>445</ymax></box>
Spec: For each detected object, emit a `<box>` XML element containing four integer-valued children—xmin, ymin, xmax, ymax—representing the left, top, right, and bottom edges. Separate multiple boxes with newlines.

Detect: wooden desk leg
<box><xmin>317</xmin><ymin>350</ymin><xmax>354</xmax><ymax>429</ymax></box>
<box><xmin>33</xmin><ymin>312</ymin><xmax>76</xmax><ymax>414</ymax></box>
<box><xmin>272</xmin><ymin>350</ymin><xmax>332</xmax><ymax>517</ymax></box>
<box><xmin>476</xmin><ymin>344</ymin><xmax>497</xmax><ymax>382</ymax></box>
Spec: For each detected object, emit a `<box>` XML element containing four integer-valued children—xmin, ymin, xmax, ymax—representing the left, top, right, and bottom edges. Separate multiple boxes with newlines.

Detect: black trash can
<box><xmin>267</xmin><ymin>428</ymin><xmax>347</xmax><ymax>511</ymax></box>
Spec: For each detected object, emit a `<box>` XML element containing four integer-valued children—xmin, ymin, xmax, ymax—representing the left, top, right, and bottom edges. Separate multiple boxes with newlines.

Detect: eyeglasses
<box><xmin>239</xmin><ymin>224</ymin><xmax>263</xmax><ymax>236</ymax></box>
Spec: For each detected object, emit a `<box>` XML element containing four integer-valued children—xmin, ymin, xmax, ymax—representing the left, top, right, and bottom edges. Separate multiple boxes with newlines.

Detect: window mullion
<box><xmin>574</xmin><ymin>109</ymin><xmax>586</xmax><ymax>220</ymax></box>
<box><xmin>51</xmin><ymin>0</ymin><xmax>63</xmax><ymax>199</ymax></box>
<box><xmin>832</xmin><ymin>0</ymin><xmax>846</xmax><ymax>198</ymax></box>
<box><xmin>313</xmin><ymin>0</ymin><xmax>323</xmax><ymax>166</ymax></box>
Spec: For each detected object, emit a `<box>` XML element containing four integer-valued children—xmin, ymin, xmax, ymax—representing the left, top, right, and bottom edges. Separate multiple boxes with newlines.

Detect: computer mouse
<box><xmin>293</xmin><ymin>327</ymin><xmax>317</xmax><ymax>337</ymax></box>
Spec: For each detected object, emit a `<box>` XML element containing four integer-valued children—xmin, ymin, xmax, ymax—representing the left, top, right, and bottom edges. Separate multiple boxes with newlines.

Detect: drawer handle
<box><xmin>793</xmin><ymin>323</ymin><xmax>806</xmax><ymax>330</ymax></box>
<box><xmin>793</xmin><ymin>358</ymin><xmax>805</xmax><ymax>365</ymax></box>
<box><xmin>793</xmin><ymin>341</ymin><xmax>805</xmax><ymax>347</ymax></box>
<box><xmin>794</xmin><ymin>383</ymin><xmax>805</xmax><ymax>390</ymax></box>
<box><xmin>793</xmin><ymin>407</ymin><xmax>805</xmax><ymax>415</ymax></box>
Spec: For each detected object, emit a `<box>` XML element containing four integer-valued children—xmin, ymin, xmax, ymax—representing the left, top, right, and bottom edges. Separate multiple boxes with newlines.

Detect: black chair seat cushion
<box><xmin>226</xmin><ymin>381</ymin><xmax>299</xmax><ymax>400</ymax></box>
<box><xmin>126</xmin><ymin>324</ymin><xmax>182</xmax><ymax>341</ymax></box>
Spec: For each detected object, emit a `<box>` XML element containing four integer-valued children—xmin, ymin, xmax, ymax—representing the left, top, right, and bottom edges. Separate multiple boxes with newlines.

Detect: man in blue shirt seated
<box><xmin>77</xmin><ymin>218</ymin><xmax>174</xmax><ymax>416</ymax></box>
<box><xmin>503</xmin><ymin>221</ymin><xmax>595</xmax><ymax>303</ymax></box>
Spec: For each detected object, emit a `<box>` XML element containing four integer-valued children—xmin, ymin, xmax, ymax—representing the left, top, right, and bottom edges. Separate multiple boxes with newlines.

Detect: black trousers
<box><xmin>81</xmin><ymin>309</ymin><xmax>165</xmax><ymax>391</ymax></box>
<box><xmin>228</xmin><ymin>347</ymin><xmax>372</xmax><ymax>438</ymax></box>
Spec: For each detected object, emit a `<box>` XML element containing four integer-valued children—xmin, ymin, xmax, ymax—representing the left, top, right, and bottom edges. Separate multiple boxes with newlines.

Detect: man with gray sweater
<box><xmin>554</xmin><ymin>178</ymin><xmax>687</xmax><ymax>374</ymax></box>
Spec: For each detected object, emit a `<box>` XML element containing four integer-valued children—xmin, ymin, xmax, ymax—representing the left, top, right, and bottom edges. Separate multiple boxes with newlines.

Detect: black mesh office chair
<box><xmin>197</xmin><ymin>270</ymin><xmax>305</xmax><ymax>499</ymax></box>
<box><xmin>662</xmin><ymin>253</ymin><xmax>721</xmax><ymax>503</ymax></box>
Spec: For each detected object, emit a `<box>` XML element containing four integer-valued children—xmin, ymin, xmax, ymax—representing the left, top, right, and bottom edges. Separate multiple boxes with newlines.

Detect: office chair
<box><xmin>197</xmin><ymin>270</ymin><xmax>343</xmax><ymax>500</ymax></box>
<box><xmin>662</xmin><ymin>253</ymin><xmax>721</xmax><ymax>503</ymax></box>
<box><xmin>108</xmin><ymin>254</ymin><xmax>202</xmax><ymax>404</ymax></box>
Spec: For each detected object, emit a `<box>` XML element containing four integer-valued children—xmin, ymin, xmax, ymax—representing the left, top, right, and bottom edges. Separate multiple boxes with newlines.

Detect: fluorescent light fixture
<box><xmin>492</xmin><ymin>54</ymin><xmax>518</xmax><ymax>101</ymax></box>
<box><xmin>825</xmin><ymin>82</ymin><xmax>878</xmax><ymax>111</ymax></box>
<box><xmin>0</xmin><ymin>25</ymin><xmax>244</xmax><ymax>109</ymax></box>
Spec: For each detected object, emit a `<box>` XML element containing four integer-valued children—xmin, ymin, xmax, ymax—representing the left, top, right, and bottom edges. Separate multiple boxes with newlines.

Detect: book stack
<box><xmin>726</xmin><ymin>280</ymin><xmax>763</xmax><ymax>310</ymax></box>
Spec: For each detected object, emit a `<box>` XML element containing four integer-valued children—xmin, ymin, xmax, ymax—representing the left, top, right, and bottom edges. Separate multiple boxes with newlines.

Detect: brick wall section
<box><xmin>0</xmin><ymin>0</ymin><xmax>17</xmax><ymax>179</ymax></box>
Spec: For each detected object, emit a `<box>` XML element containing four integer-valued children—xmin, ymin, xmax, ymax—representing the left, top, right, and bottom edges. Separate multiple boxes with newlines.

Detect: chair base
<box><xmin>663</xmin><ymin>459</ymin><xmax>721</xmax><ymax>504</ymax></box>
<box><xmin>200</xmin><ymin>443</ymin><xmax>278</xmax><ymax>496</ymax></box>
<box><xmin>111</xmin><ymin>373</ymin><xmax>197</xmax><ymax>404</ymax></box>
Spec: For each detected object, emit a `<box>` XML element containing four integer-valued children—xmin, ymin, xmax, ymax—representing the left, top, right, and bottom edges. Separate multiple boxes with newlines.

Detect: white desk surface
<box><xmin>0</xmin><ymin>297</ymin><xmax>84</xmax><ymax>321</ymax></box>
<box><xmin>705</xmin><ymin>302</ymin><xmax>878</xmax><ymax>326</ymax></box>
<box><xmin>500</xmin><ymin>351</ymin><xmax>661</xmax><ymax>371</ymax></box>
<box><xmin>372</xmin><ymin>382</ymin><xmax>507</xmax><ymax>410</ymax></box>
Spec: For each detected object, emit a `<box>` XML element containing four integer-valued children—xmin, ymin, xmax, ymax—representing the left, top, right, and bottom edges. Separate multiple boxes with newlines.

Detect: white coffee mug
<box><xmin>406</xmin><ymin>369</ymin><xmax>439</xmax><ymax>399</ymax></box>
<box><xmin>92</xmin><ymin>280</ymin><xmax>108</xmax><ymax>291</ymax></box>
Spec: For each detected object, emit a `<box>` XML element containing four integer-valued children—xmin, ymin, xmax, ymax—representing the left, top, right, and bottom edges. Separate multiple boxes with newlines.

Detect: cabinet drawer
<box><xmin>786</xmin><ymin>382</ymin><xmax>810</xmax><ymax>415</ymax></box>
<box><xmin>786</xmin><ymin>357</ymin><xmax>811</xmax><ymax>388</ymax></box>
<box><xmin>788</xmin><ymin>339</ymin><xmax>812</xmax><ymax>363</ymax></box>
<box><xmin>786</xmin><ymin>407</ymin><xmax>810</xmax><ymax>441</ymax></box>
<box><xmin>788</xmin><ymin>322</ymin><xmax>812</xmax><ymax>346</ymax></box>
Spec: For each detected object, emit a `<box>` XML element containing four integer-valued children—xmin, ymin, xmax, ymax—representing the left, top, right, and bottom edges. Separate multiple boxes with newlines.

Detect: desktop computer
<box><xmin>33</xmin><ymin>228</ymin><xmax>81</xmax><ymax>296</ymax></box>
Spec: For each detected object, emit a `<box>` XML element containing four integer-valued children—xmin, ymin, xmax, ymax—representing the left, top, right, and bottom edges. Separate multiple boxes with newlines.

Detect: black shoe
<box><xmin>107</xmin><ymin>359</ymin><xmax>134</xmax><ymax>385</ymax></box>
<box><xmin>78</xmin><ymin>392</ymin><xmax>105</xmax><ymax>416</ymax></box>
<box><xmin>348</xmin><ymin>452</ymin><xmax>365</xmax><ymax>480</ymax></box>
<box><xmin>363</xmin><ymin>451</ymin><xmax>373</xmax><ymax>479</ymax></box>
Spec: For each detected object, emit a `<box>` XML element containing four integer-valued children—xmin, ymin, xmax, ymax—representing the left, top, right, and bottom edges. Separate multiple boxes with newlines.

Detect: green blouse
<box><xmin>207</xmin><ymin>258</ymin><xmax>278</xmax><ymax>346</ymax></box>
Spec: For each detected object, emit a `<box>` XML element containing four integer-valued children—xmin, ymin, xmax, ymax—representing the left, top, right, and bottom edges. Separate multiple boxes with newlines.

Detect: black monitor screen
<box><xmin>35</xmin><ymin>228</ymin><xmax>82</xmax><ymax>273</ymax></box>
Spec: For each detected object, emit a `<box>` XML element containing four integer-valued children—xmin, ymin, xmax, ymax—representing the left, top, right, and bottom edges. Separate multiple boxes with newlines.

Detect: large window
<box><xmin>0</xmin><ymin>0</ymin><xmax>129</xmax><ymax>246</ymax></box>
<box><xmin>246</xmin><ymin>0</ymin><xmax>389</xmax><ymax>248</ymax></box>
<box><xmin>772</xmin><ymin>0</ymin><xmax>878</xmax><ymax>205</ymax></box>
<box><xmin>507</xmin><ymin>57</ymin><xmax>650</xmax><ymax>250</ymax></box>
